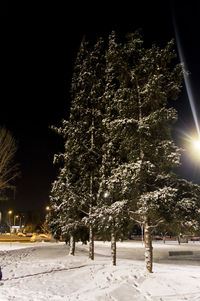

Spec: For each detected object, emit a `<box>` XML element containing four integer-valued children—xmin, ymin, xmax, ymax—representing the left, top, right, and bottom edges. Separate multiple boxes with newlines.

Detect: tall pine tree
<box><xmin>99</xmin><ymin>32</ymin><xmax>183</xmax><ymax>271</ymax></box>
<box><xmin>95</xmin><ymin>32</ymin><xmax>133</xmax><ymax>265</ymax></box>
<box><xmin>49</xmin><ymin>38</ymin><xmax>105</xmax><ymax>259</ymax></box>
<box><xmin>49</xmin><ymin>120</ymin><xmax>87</xmax><ymax>255</ymax></box>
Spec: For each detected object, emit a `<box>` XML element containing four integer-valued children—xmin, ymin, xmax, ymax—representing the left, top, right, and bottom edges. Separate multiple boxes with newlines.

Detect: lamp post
<box><xmin>14</xmin><ymin>215</ymin><xmax>19</xmax><ymax>233</ymax></box>
<box><xmin>8</xmin><ymin>210</ymin><xmax>13</xmax><ymax>246</ymax></box>
<box><xmin>14</xmin><ymin>215</ymin><xmax>19</xmax><ymax>226</ymax></box>
<box><xmin>45</xmin><ymin>206</ymin><xmax>50</xmax><ymax>232</ymax></box>
<box><xmin>8</xmin><ymin>210</ymin><xmax>13</xmax><ymax>233</ymax></box>
<box><xmin>45</xmin><ymin>206</ymin><xmax>50</xmax><ymax>220</ymax></box>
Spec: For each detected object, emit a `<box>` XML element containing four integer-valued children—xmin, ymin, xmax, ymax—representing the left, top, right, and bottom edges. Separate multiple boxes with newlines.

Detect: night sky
<box><xmin>0</xmin><ymin>0</ymin><xmax>199</xmax><ymax>213</ymax></box>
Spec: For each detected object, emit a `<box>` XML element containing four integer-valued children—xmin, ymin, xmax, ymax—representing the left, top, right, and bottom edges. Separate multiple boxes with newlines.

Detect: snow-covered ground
<box><xmin>0</xmin><ymin>240</ymin><xmax>200</xmax><ymax>300</ymax></box>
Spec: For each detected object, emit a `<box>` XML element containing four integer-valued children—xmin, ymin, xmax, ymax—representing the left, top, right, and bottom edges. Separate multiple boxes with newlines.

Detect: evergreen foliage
<box><xmin>48</xmin><ymin>30</ymin><xmax>200</xmax><ymax>271</ymax></box>
<box><xmin>48</xmin><ymin>38</ymin><xmax>105</xmax><ymax>257</ymax></box>
<box><xmin>168</xmin><ymin>179</ymin><xmax>200</xmax><ymax>235</ymax></box>
<box><xmin>97</xmin><ymin>31</ymin><xmax>184</xmax><ymax>271</ymax></box>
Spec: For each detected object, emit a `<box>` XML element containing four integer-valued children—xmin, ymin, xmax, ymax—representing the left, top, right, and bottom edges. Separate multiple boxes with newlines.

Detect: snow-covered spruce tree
<box><xmin>49</xmin><ymin>38</ymin><xmax>105</xmax><ymax>259</ymax></box>
<box><xmin>156</xmin><ymin>178</ymin><xmax>200</xmax><ymax>243</ymax></box>
<box><xmin>124</xmin><ymin>34</ymin><xmax>184</xmax><ymax>273</ymax></box>
<box><xmin>48</xmin><ymin>42</ymin><xmax>91</xmax><ymax>254</ymax></box>
<box><xmin>70</xmin><ymin>38</ymin><xmax>105</xmax><ymax>260</ymax></box>
<box><xmin>48</xmin><ymin>155</ymin><xmax>86</xmax><ymax>255</ymax></box>
<box><xmin>94</xmin><ymin>32</ymin><xmax>137</xmax><ymax>266</ymax></box>
<box><xmin>124</xmin><ymin>34</ymin><xmax>183</xmax><ymax>273</ymax></box>
<box><xmin>99</xmin><ymin>32</ymin><xmax>183</xmax><ymax>271</ymax></box>
<box><xmin>170</xmin><ymin>179</ymin><xmax>200</xmax><ymax>240</ymax></box>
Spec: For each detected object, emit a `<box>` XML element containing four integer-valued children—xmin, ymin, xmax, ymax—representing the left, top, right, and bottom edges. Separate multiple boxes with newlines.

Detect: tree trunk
<box><xmin>89</xmin><ymin>225</ymin><xmax>94</xmax><ymax>260</ymax></box>
<box><xmin>88</xmin><ymin>113</ymin><xmax>95</xmax><ymax>260</ymax></box>
<box><xmin>136</xmin><ymin>76</ymin><xmax>153</xmax><ymax>272</ymax></box>
<box><xmin>144</xmin><ymin>220</ymin><xmax>153</xmax><ymax>273</ymax></box>
<box><xmin>162</xmin><ymin>232</ymin><xmax>167</xmax><ymax>244</ymax></box>
<box><xmin>111</xmin><ymin>227</ymin><xmax>116</xmax><ymax>266</ymax></box>
<box><xmin>136</xmin><ymin>78</ymin><xmax>144</xmax><ymax>160</ymax></box>
<box><xmin>69</xmin><ymin>234</ymin><xmax>75</xmax><ymax>256</ymax></box>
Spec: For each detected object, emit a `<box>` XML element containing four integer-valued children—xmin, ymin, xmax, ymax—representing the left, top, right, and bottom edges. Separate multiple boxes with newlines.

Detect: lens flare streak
<box><xmin>173</xmin><ymin>16</ymin><xmax>200</xmax><ymax>138</ymax></box>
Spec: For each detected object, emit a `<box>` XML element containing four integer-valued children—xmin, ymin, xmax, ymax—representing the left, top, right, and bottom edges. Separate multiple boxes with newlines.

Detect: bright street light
<box><xmin>193</xmin><ymin>138</ymin><xmax>200</xmax><ymax>151</ymax></box>
<box><xmin>184</xmin><ymin>133</ymin><xmax>200</xmax><ymax>162</ymax></box>
<box><xmin>190</xmin><ymin>137</ymin><xmax>200</xmax><ymax>161</ymax></box>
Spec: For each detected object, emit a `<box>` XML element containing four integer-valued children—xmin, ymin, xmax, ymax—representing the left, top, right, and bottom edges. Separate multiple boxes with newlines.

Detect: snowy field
<box><xmin>0</xmin><ymin>240</ymin><xmax>200</xmax><ymax>300</ymax></box>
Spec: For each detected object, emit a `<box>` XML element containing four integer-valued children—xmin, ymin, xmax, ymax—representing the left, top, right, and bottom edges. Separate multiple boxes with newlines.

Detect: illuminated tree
<box><xmin>98</xmin><ymin>32</ymin><xmax>183</xmax><ymax>271</ymax></box>
<box><xmin>94</xmin><ymin>32</ymin><xmax>132</xmax><ymax>266</ymax></box>
<box><xmin>69</xmin><ymin>37</ymin><xmax>105</xmax><ymax>259</ymax></box>
<box><xmin>169</xmin><ymin>179</ymin><xmax>200</xmax><ymax>238</ymax></box>
<box><xmin>49</xmin><ymin>38</ymin><xmax>105</xmax><ymax>258</ymax></box>
<box><xmin>49</xmin><ymin>162</ymin><xmax>85</xmax><ymax>255</ymax></box>
<box><xmin>49</xmin><ymin>31</ymin><xmax>199</xmax><ymax>273</ymax></box>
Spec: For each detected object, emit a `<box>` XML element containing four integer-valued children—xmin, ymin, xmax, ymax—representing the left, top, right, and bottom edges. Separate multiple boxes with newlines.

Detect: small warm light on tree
<box><xmin>104</xmin><ymin>192</ymin><xmax>109</xmax><ymax>198</ymax></box>
<box><xmin>46</xmin><ymin>206</ymin><xmax>50</xmax><ymax>211</ymax></box>
<box><xmin>8</xmin><ymin>210</ymin><xmax>13</xmax><ymax>215</ymax></box>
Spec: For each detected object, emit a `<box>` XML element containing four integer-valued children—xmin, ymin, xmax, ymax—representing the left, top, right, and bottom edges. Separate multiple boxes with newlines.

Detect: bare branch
<box><xmin>0</xmin><ymin>127</ymin><xmax>19</xmax><ymax>197</ymax></box>
<box><xmin>149</xmin><ymin>219</ymin><xmax>164</xmax><ymax>231</ymax></box>
<box><xmin>78</xmin><ymin>208</ymin><xmax>89</xmax><ymax>216</ymax></box>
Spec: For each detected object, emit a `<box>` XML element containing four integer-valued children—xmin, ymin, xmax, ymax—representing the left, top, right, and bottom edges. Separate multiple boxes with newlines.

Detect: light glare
<box><xmin>189</xmin><ymin>136</ymin><xmax>200</xmax><ymax>162</ymax></box>
<box><xmin>193</xmin><ymin>139</ymin><xmax>200</xmax><ymax>150</ymax></box>
<box><xmin>182</xmin><ymin>131</ymin><xmax>200</xmax><ymax>162</ymax></box>
<box><xmin>173</xmin><ymin>16</ymin><xmax>200</xmax><ymax>137</ymax></box>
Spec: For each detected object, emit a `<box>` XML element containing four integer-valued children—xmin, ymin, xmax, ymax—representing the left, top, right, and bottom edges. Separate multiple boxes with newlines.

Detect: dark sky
<box><xmin>0</xmin><ymin>0</ymin><xmax>199</xmax><ymax>212</ymax></box>
<box><xmin>0</xmin><ymin>1</ymin><xmax>7</xmax><ymax>16</ymax></box>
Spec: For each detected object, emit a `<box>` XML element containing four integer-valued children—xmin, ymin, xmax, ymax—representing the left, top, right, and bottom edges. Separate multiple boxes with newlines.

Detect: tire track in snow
<box><xmin>2</xmin><ymin>264</ymin><xmax>88</xmax><ymax>281</ymax></box>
